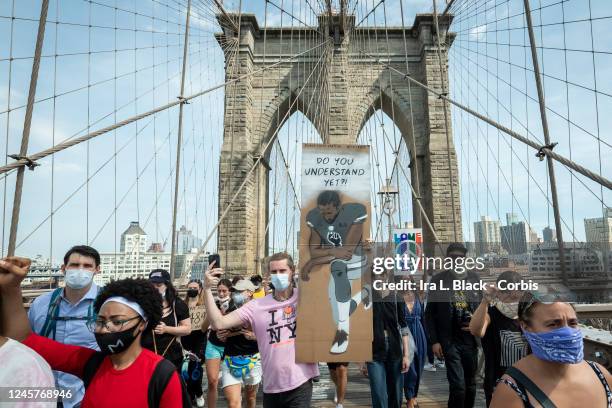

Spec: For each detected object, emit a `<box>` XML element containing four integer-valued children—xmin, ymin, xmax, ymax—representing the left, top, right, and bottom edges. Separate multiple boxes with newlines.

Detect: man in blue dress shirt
<box><xmin>28</xmin><ymin>245</ymin><xmax>101</xmax><ymax>408</ymax></box>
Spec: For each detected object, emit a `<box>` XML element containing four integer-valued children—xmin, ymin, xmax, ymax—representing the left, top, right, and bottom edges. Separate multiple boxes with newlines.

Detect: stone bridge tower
<box><xmin>216</xmin><ymin>13</ymin><xmax>462</xmax><ymax>275</ymax></box>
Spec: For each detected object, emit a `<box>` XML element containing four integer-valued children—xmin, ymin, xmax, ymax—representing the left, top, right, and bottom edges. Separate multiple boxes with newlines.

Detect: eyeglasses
<box><xmin>87</xmin><ymin>315</ymin><xmax>141</xmax><ymax>333</ymax></box>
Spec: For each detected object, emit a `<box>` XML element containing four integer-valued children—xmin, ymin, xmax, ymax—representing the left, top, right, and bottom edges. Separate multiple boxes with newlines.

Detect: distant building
<box><xmin>585</xmin><ymin>207</ymin><xmax>612</xmax><ymax>250</ymax></box>
<box><xmin>172</xmin><ymin>251</ymin><xmax>209</xmax><ymax>284</ymax></box>
<box><xmin>500</xmin><ymin>215</ymin><xmax>537</xmax><ymax>256</ymax></box>
<box><xmin>543</xmin><ymin>227</ymin><xmax>556</xmax><ymax>243</ymax></box>
<box><xmin>506</xmin><ymin>213</ymin><xmax>518</xmax><ymax>225</ymax></box>
<box><xmin>98</xmin><ymin>252</ymin><xmax>172</xmax><ymax>285</ymax></box>
<box><xmin>530</xmin><ymin>242</ymin><xmax>603</xmax><ymax>276</ymax></box>
<box><xmin>176</xmin><ymin>225</ymin><xmax>203</xmax><ymax>255</ymax></box>
<box><xmin>98</xmin><ymin>222</ymin><xmax>197</xmax><ymax>285</ymax></box>
<box><xmin>22</xmin><ymin>256</ymin><xmax>61</xmax><ymax>287</ymax></box>
<box><xmin>148</xmin><ymin>243</ymin><xmax>165</xmax><ymax>253</ymax></box>
<box><xmin>501</xmin><ymin>222</ymin><xmax>528</xmax><ymax>255</ymax></box>
<box><xmin>529</xmin><ymin>228</ymin><xmax>540</xmax><ymax>244</ymax></box>
<box><xmin>120</xmin><ymin>221</ymin><xmax>148</xmax><ymax>253</ymax></box>
<box><xmin>95</xmin><ymin>221</ymin><xmax>208</xmax><ymax>285</ymax></box>
<box><xmin>473</xmin><ymin>216</ymin><xmax>501</xmax><ymax>255</ymax></box>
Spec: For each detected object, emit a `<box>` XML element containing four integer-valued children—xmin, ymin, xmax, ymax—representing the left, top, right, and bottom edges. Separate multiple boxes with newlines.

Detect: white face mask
<box><xmin>65</xmin><ymin>268</ymin><xmax>94</xmax><ymax>290</ymax></box>
<box><xmin>494</xmin><ymin>301</ymin><xmax>519</xmax><ymax>320</ymax></box>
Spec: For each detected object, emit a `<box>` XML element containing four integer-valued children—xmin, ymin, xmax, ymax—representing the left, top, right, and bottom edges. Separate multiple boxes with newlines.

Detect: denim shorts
<box><xmin>205</xmin><ymin>341</ymin><xmax>225</xmax><ymax>360</ymax></box>
<box><xmin>221</xmin><ymin>355</ymin><xmax>262</xmax><ymax>388</ymax></box>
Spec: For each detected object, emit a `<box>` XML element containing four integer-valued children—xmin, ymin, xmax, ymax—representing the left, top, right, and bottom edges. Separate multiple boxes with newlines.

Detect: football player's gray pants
<box><xmin>329</xmin><ymin>254</ymin><xmax>366</xmax><ymax>324</ymax></box>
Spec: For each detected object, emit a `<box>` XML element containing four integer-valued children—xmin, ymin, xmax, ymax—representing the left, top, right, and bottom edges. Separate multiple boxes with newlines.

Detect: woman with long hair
<box><xmin>181</xmin><ymin>279</ymin><xmax>207</xmax><ymax>407</ymax></box>
<box><xmin>0</xmin><ymin>257</ymin><xmax>185</xmax><ymax>407</ymax></box>
<box><xmin>402</xmin><ymin>278</ymin><xmax>427</xmax><ymax>408</ymax></box>
<box><xmin>142</xmin><ymin>269</ymin><xmax>191</xmax><ymax>370</ymax></box>
<box><xmin>491</xmin><ymin>292</ymin><xmax>612</xmax><ymax>407</ymax></box>
<box><xmin>201</xmin><ymin>278</ymin><xmax>232</xmax><ymax>408</ymax></box>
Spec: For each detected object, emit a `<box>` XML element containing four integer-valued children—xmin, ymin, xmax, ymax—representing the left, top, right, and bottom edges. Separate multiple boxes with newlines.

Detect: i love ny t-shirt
<box><xmin>237</xmin><ymin>290</ymin><xmax>319</xmax><ymax>393</ymax></box>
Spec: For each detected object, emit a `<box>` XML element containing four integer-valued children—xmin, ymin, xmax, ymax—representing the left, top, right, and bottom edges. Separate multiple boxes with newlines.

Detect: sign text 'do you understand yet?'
<box><xmin>300</xmin><ymin>144</ymin><xmax>371</xmax><ymax>199</ymax></box>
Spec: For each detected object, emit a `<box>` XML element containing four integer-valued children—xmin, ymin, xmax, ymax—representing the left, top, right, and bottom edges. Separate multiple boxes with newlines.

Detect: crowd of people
<box><xmin>0</xmin><ymin>243</ymin><xmax>610</xmax><ymax>408</ymax></box>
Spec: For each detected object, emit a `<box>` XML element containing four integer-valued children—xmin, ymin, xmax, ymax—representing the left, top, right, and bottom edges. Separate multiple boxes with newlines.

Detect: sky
<box><xmin>0</xmin><ymin>0</ymin><xmax>610</xmax><ymax>264</ymax></box>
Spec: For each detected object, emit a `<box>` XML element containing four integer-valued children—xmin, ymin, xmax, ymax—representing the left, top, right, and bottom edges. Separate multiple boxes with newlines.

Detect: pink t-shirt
<box><xmin>237</xmin><ymin>290</ymin><xmax>319</xmax><ymax>393</ymax></box>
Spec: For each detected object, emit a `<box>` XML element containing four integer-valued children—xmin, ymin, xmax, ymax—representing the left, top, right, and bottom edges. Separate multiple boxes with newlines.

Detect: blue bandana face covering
<box><xmin>523</xmin><ymin>326</ymin><xmax>584</xmax><ymax>364</ymax></box>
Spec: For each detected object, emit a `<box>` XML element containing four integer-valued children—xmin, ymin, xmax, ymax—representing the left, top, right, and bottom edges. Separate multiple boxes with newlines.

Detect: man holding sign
<box><xmin>301</xmin><ymin>190</ymin><xmax>372</xmax><ymax>354</ymax></box>
<box><xmin>204</xmin><ymin>253</ymin><xmax>319</xmax><ymax>408</ymax></box>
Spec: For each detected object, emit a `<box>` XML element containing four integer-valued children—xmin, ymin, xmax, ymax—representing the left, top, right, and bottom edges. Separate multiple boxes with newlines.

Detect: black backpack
<box><xmin>82</xmin><ymin>352</ymin><xmax>192</xmax><ymax>408</ymax></box>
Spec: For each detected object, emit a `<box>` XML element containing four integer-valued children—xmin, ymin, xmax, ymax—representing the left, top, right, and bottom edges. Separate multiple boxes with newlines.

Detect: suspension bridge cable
<box><xmin>0</xmin><ymin>40</ymin><xmax>330</xmax><ymax>177</ymax></box>
<box><xmin>7</xmin><ymin>0</ymin><xmax>50</xmax><ymax>256</ymax></box>
<box><xmin>360</xmin><ymin>51</ymin><xmax>612</xmax><ymax>191</ymax></box>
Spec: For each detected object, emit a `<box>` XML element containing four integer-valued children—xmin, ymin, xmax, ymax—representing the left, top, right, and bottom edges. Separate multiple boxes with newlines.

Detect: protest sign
<box><xmin>296</xmin><ymin>143</ymin><xmax>372</xmax><ymax>362</ymax></box>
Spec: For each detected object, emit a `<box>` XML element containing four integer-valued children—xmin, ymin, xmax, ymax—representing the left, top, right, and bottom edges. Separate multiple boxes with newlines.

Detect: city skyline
<box><xmin>472</xmin><ymin>207</ymin><xmax>612</xmax><ymax>256</ymax></box>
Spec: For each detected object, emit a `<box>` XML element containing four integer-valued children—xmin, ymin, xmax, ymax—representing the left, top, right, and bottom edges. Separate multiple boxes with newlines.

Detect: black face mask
<box><xmin>94</xmin><ymin>321</ymin><xmax>142</xmax><ymax>355</ymax></box>
<box><xmin>187</xmin><ymin>289</ymin><xmax>199</xmax><ymax>298</ymax></box>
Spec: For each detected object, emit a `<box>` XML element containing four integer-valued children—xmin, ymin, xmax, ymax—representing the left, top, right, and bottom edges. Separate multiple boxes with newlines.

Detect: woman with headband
<box><xmin>0</xmin><ymin>257</ymin><xmax>186</xmax><ymax>408</ymax></box>
<box><xmin>491</xmin><ymin>291</ymin><xmax>612</xmax><ymax>408</ymax></box>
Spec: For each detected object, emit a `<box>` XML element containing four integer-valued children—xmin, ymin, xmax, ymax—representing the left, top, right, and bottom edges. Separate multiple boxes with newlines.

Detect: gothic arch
<box><xmin>353</xmin><ymin>85</ymin><xmax>420</xmax><ymax>154</ymax></box>
<box><xmin>256</xmin><ymin>87</ymin><xmax>326</xmax><ymax>161</ymax></box>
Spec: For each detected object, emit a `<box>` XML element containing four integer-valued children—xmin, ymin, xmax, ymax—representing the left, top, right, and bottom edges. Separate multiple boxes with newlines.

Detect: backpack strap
<box><xmin>40</xmin><ymin>286</ymin><xmax>101</xmax><ymax>340</ymax></box>
<box><xmin>148</xmin><ymin>359</ymin><xmax>190</xmax><ymax>408</ymax></box>
<box><xmin>82</xmin><ymin>352</ymin><xmax>106</xmax><ymax>389</ymax></box>
<box><xmin>506</xmin><ymin>366</ymin><xmax>557</xmax><ymax>408</ymax></box>
<box><xmin>39</xmin><ymin>288</ymin><xmax>64</xmax><ymax>339</ymax></box>
<box><xmin>86</xmin><ymin>285</ymin><xmax>101</xmax><ymax>322</ymax></box>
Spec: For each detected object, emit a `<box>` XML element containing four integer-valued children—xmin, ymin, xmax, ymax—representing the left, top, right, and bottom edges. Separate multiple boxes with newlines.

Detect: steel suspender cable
<box><xmin>7</xmin><ymin>0</ymin><xmax>50</xmax><ymax>256</ymax></box>
<box><xmin>523</xmin><ymin>0</ymin><xmax>567</xmax><ymax>282</ymax></box>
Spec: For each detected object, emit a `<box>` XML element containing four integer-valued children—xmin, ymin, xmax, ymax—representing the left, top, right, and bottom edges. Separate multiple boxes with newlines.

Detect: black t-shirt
<box><xmin>182</xmin><ymin>328</ymin><xmax>207</xmax><ymax>359</ymax></box>
<box><xmin>424</xmin><ymin>270</ymin><xmax>481</xmax><ymax>347</ymax></box>
<box><xmin>142</xmin><ymin>297</ymin><xmax>190</xmax><ymax>364</ymax></box>
<box><xmin>223</xmin><ymin>303</ymin><xmax>258</xmax><ymax>357</ymax></box>
<box><xmin>451</xmin><ymin>289</ymin><xmax>477</xmax><ymax>346</ymax></box>
<box><xmin>481</xmin><ymin>305</ymin><xmax>528</xmax><ymax>396</ymax></box>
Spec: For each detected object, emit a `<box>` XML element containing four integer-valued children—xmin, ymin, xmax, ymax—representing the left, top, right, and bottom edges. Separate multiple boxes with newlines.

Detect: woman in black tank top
<box><xmin>491</xmin><ymin>294</ymin><xmax>612</xmax><ymax>408</ymax></box>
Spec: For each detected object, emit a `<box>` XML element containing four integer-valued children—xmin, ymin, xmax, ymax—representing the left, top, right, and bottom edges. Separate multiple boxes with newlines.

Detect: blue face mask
<box><xmin>270</xmin><ymin>273</ymin><xmax>290</xmax><ymax>291</ymax></box>
<box><xmin>523</xmin><ymin>326</ymin><xmax>584</xmax><ymax>364</ymax></box>
<box><xmin>232</xmin><ymin>293</ymin><xmax>246</xmax><ymax>306</ymax></box>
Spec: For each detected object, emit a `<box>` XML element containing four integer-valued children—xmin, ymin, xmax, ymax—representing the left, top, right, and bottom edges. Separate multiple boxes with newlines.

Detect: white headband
<box><xmin>101</xmin><ymin>296</ymin><xmax>148</xmax><ymax>321</ymax></box>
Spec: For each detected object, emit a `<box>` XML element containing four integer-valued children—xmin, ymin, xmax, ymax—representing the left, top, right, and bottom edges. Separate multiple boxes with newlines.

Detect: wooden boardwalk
<box><xmin>212</xmin><ymin>363</ymin><xmax>487</xmax><ymax>407</ymax></box>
